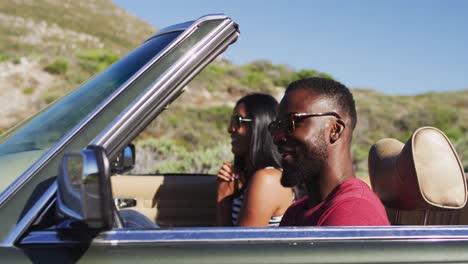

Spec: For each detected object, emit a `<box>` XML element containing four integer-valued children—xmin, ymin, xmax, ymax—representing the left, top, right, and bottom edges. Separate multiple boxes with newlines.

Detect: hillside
<box><xmin>0</xmin><ymin>0</ymin><xmax>466</xmax><ymax>176</ymax></box>
<box><xmin>0</xmin><ymin>0</ymin><xmax>155</xmax><ymax>56</ymax></box>
<box><xmin>0</xmin><ymin>0</ymin><xmax>156</xmax><ymax>129</ymax></box>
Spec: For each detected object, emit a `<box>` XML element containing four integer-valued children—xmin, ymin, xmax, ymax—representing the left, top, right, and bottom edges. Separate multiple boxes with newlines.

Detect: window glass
<box><xmin>0</xmin><ymin>32</ymin><xmax>180</xmax><ymax>193</ymax></box>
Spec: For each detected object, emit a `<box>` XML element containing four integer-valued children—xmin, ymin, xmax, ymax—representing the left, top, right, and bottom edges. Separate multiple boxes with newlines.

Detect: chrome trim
<box><xmin>92</xmin><ymin>17</ymin><xmax>238</xmax><ymax>158</ymax></box>
<box><xmin>0</xmin><ymin>16</ymin><xmax>223</xmax><ymax>244</ymax></box>
<box><xmin>19</xmin><ymin>226</ymin><xmax>468</xmax><ymax>245</ymax></box>
<box><xmin>2</xmin><ymin>182</ymin><xmax>57</xmax><ymax>247</ymax></box>
<box><xmin>147</xmin><ymin>14</ymin><xmax>230</xmax><ymax>41</ymax></box>
<box><xmin>148</xmin><ymin>21</ymin><xmax>194</xmax><ymax>40</ymax></box>
<box><xmin>423</xmin><ymin>209</ymin><xmax>429</xmax><ymax>225</ymax></box>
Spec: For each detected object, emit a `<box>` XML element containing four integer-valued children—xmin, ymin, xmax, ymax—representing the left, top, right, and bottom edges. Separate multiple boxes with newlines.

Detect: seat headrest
<box><xmin>369</xmin><ymin>126</ymin><xmax>467</xmax><ymax>210</ymax></box>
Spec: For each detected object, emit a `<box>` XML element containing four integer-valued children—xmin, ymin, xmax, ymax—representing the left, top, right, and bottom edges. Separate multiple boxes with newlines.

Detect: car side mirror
<box><xmin>110</xmin><ymin>144</ymin><xmax>135</xmax><ymax>174</ymax></box>
<box><xmin>56</xmin><ymin>145</ymin><xmax>114</xmax><ymax>230</ymax></box>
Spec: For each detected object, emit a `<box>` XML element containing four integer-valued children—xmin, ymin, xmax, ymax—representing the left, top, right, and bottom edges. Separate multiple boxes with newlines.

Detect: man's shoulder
<box><xmin>279</xmin><ymin>195</ymin><xmax>308</xmax><ymax>226</ymax></box>
<box><xmin>327</xmin><ymin>178</ymin><xmax>387</xmax><ymax>214</ymax></box>
<box><xmin>321</xmin><ymin>178</ymin><xmax>390</xmax><ymax>226</ymax></box>
<box><xmin>333</xmin><ymin>177</ymin><xmax>376</xmax><ymax>200</ymax></box>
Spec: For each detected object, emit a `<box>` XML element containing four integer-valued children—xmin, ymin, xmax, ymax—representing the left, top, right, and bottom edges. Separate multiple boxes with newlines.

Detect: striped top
<box><xmin>231</xmin><ymin>188</ymin><xmax>284</xmax><ymax>227</ymax></box>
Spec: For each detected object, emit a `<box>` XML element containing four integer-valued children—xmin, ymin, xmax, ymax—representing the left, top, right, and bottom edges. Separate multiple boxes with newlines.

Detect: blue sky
<box><xmin>113</xmin><ymin>0</ymin><xmax>468</xmax><ymax>95</ymax></box>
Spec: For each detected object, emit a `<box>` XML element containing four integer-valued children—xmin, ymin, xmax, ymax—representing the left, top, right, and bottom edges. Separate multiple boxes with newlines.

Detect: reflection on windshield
<box><xmin>0</xmin><ymin>32</ymin><xmax>181</xmax><ymax>193</ymax></box>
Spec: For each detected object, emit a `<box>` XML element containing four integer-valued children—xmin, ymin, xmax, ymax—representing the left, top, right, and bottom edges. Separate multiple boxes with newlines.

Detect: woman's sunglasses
<box><xmin>268</xmin><ymin>112</ymin><xmax>343</xmax><ymax>135</ymax></box>
<box><xmin>230</xmin><ymin>114</ymin><xmax>252</xmax><ymax>130</ymax></box>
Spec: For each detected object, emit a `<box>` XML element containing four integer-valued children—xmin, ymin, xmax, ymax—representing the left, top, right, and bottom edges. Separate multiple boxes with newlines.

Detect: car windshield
<box><xmin>0</xmin><ymin>31</ymin><xmax>181</xmax><ymax>193</ymax></box>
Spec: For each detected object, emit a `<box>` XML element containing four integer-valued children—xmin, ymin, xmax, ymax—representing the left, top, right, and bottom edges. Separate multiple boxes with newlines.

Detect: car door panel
<box><xmin>111</xmin><ymin>174</ymin><xmax>217</xmax><ymax>227</ymax></box>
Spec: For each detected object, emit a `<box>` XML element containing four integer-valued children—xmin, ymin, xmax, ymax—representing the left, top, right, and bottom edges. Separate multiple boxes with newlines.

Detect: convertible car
<box><xmin>1</xmin><ymin>14</ymin><xmax>468</xmax><ymax>263</ymax></box>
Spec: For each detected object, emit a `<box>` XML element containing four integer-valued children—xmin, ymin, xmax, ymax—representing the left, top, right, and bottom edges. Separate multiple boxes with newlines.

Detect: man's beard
<box><xmin>280</xmin><ymin>133</ymin><xmax>328</xmax><ymax>188</ymax></box>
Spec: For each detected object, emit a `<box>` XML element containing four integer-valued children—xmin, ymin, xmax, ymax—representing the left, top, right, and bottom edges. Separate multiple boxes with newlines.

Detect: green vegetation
<box><xmin>39</xmin><ymin>85</ymin><xmax>65</xmax><ymax>105</ymax></box>
<box><xmin>134</xmin><ymin>137</ymin><xmax>231</xmax><ymax>174</ymax></box>
<box><xmin>21</xmin><ymin>87</ymin><xmax>35</xmax><ymax>95</ymax></box>
<box><xmin>0</xmin><ymin>53</ymin><xmax>12</xmax><ymax>62</ymax></box>
<box><xmin>43</xmin><ymin>58</ymin><xmax>70</xmax><ymax>75</ymax></box>
<box><xmin>351</xmin><ymin>90</ymin><xmax>468</xmax><ymax>176</ymax></box>
<box><xmin>139</xmin><ymin>105</ymin><xmax>233</xmax><ymax>150</ymax></box>
<box><xmin>192</xmin><ymin>59</ymin><xmax>335</xmax><ymax>97</ymax></box>
<box><xmin>0</xmin><ymin>0</ymin><xmax>156</xmax><ymax>57</ymax></box>
<box><xmin>274</xmin><ymin>68</ymin><xmax>334</xmax><ymax>87</ymax></box>
<box><xmin>77</xmin><ymin>50</ymin><xmax>119</xmax><ymax>75</ymax></box>
<box><xmin>240</xmin><ymin>64</ymin><xmax>271</xmax><ymax>92</ymax></box>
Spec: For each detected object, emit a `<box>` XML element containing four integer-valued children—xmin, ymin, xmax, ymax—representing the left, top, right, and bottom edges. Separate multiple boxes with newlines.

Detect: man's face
<box><xmin>272</xmin><ymin>89</ymin><xmax>332</xmax><ymax>187</ymax></box>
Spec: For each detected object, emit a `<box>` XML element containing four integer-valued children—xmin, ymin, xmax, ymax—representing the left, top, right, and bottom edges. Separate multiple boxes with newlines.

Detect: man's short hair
<box><xmin>285</xmin><ymin>77</ymin><xmax>357</xmax><ymax>129</ymax></box>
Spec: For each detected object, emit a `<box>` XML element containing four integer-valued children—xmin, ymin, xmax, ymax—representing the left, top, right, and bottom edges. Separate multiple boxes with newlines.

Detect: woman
<box><xmin>216</xmin><ymin>93</ymin><xmax>294</xmax><ymax>227</ymax></box>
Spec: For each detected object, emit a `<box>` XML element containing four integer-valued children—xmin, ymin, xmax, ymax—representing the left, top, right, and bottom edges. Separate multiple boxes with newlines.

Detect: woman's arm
<box><xmin>237</xmin><ymin>168</ymin><xmax>292</xmax><ymax>227</ymax></box>
<box><xmin>216</xmin><ymin>161</ymin><xmax>240</xmax><ymax>226</ymax></box>
<box><xmin>216</xmin><ymin>180</ymin><xmax>235</xmax><ymax>226</ymax></box>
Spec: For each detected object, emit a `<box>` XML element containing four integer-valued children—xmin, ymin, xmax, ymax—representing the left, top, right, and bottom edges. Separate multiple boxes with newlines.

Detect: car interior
<box><xmin>48</xmin><ymin>125</ymin><xmax>467</xmax><ymax>230</ymax></box>
<box><xmin>112</xmin><ymin>174</ymin><xmax>217</xmax><ymax>227</ymax></box>
<box><xmin>107</xmin><ymin>126</ymin><xmax>468</xmax><ymax>228</ymax></box>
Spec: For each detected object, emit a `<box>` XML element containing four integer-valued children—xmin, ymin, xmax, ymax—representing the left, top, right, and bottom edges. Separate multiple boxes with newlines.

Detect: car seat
<box><xmin>369</xmin><ymin>126</ymin><xmax>467</xmax><ymax>225</ymax></box>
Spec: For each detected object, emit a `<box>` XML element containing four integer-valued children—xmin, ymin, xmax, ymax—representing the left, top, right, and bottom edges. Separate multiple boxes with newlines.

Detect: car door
<box><xmin>18</xmin><ymin>224</ymin><xmax>468</xmax><ymax>263</ymax></box>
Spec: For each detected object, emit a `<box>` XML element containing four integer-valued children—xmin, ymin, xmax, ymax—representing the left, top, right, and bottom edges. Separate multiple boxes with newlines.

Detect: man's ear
<box><xmin>330</xmin><ymin>119</ymin><xmax>346</xmax><ymax>143</ymax></box>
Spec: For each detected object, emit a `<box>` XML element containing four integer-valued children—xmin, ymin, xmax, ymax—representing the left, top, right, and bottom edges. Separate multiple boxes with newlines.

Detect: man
<box><xmin>269</xmin><ymin>77</ymin><xmax>389</xmax><ymax>226</ymax></box>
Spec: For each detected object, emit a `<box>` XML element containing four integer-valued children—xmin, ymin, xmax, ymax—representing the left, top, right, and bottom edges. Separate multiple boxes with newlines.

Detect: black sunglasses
<box><xmin>268</xmin><ymin>112</ymin><xmax>343</xmax><ymax>135</ymax></box>
<box><xmin>230</xmin><ymin>114</ymin><xmax>252</xmax><ymax>129</ymax></box>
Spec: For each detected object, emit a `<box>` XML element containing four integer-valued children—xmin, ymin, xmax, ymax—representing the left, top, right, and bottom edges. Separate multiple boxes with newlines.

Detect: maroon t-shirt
<box><xmin>280</xmin><ymin>178</ymin><xmax>390</xmax><ymax>226</ymax></box>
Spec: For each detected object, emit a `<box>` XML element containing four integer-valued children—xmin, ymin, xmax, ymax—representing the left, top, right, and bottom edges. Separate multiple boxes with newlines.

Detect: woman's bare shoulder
<box><xmin>251</xmin><ymin>167</ymin><xmax>282</xmax><ymax>184</ymax></box>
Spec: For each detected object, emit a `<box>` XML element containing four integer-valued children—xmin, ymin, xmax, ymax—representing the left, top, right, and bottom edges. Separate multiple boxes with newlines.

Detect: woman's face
<box><xmin>228</xmin><ymin>102</ymin><xmax>252</xmax><ymax>157</ymax></box>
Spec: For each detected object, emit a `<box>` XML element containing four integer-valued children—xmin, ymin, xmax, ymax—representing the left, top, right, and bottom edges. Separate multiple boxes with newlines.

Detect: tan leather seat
<box><xmin>369</xmin><ymin>126</ymin><xmax>467</xmax><ymax>225</ymax></box>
